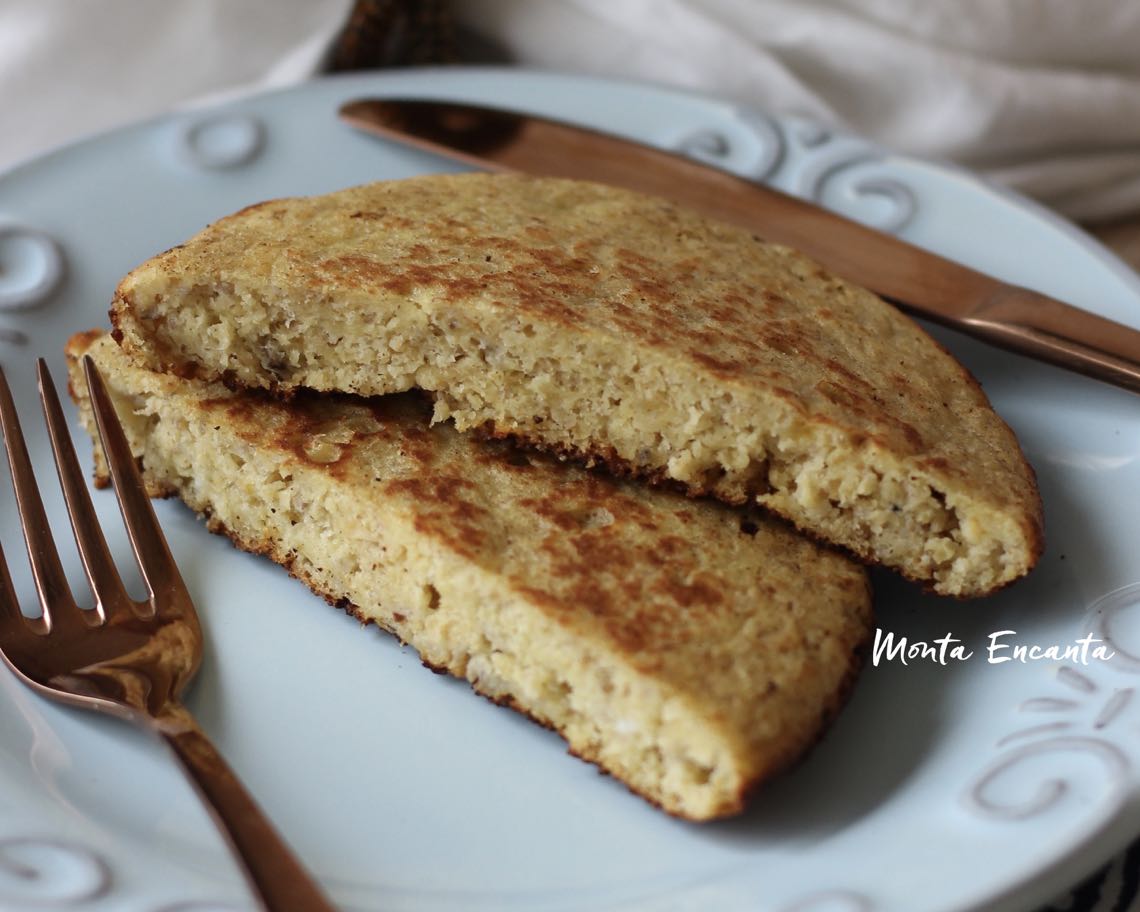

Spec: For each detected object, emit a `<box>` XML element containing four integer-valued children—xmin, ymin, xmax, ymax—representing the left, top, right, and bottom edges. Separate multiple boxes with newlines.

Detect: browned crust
<box><xmin>900</xmin><ymin>321</ymin><xmax>1046</xmax><ymax>578</ymax></box>
<box><xmin>66</xmin><ymin>329</ymin><xmax>873</xmax><ymax>820</ymax></box>
<box><xmin>127</xmin><ymin>463</ymin><xmax>867</xmax><ymax>822</ymax></box>
<box><xmin>196</xmin><ymin>506</ymin><xmax>716</xmax><ymax>817</ymax></box>
<box><xmin>727</xmin><ymin>614</ymin><xmax>871</xmax><ymax>814</ymax></box>
<box><xmin>81</xmin><ymin>444</ymin><xmax>870</xmax><ymax>820</ymax></box>
<box><xmin>473</xmin><ymin>418</ymin><xmax>1043</xmax><ymax>600</ymax></box>
<box><xmin>64</xmin><ymin>328</ymin><xmax>106</xmax><ymax>405</ymax></box>
<box><xmin>104</xmin><ymin>174</ymin><xmax>1043</xmax><ymax>598</ymax></box>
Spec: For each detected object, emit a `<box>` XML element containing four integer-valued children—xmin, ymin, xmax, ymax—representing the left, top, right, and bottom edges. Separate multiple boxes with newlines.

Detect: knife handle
<box><xmin>935</xmin><ymin>286</ymin><xmax>1140</xmax><ymax>393</ymax></box>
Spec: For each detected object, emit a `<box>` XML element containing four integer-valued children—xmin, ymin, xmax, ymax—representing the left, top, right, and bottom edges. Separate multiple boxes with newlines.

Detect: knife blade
<box><xmin>339</xmin><ymin>97</ymin><xmax>1140</xmax><ymax>395</ymax></box>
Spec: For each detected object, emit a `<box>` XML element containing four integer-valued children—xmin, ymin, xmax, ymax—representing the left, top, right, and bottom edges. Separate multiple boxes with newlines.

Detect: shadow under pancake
<box><xmin>699</xmin><ymin>561</ymin><xmax>1080</xmax><ymax>848</ymax></box>
<box><xmin>700</xmin><ymin>570</ymin><xmax>953</xmax><ymax>847</ymax></box>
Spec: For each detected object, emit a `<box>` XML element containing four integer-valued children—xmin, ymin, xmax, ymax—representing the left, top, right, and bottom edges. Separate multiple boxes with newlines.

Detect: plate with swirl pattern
<box><xmin>2</xmin><ymin>67</ymin><xmax>1140</xmax><ymax>912</ymax></box>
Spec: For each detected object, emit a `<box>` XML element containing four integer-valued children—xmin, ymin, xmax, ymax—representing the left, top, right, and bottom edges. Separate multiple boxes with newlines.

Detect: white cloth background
<box><xmin>0</xmin><ymin>0</ymin><xmax>355</xmax><ymax>172</ymax></box>
<box><xmin>451</xmin><ymin>0</ymin><xmax>1140</xmax><ymax>222</ymax></box>
<box><xmin>2</xmin><ymin>0</ymin><xmax>1140</xmax><ymax>220</ymax></box>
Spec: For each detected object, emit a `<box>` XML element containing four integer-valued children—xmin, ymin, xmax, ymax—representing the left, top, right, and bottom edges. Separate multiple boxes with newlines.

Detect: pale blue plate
<box><xmin>2</xmin><ymin>67</ymin><xmax>1140</xmax><ymax>912</ymax></box>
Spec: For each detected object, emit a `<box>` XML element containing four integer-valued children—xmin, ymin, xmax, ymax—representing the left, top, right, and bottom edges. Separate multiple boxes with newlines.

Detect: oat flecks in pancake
<box><xmin>68</xmin><ymin>330</ymin><xmax>872</xmax><ymax>822</ymax></box>
<box><xmin>109</xmin><ymin>173</ymin><xmax>1043</xmax><ymax>596</ymax></box>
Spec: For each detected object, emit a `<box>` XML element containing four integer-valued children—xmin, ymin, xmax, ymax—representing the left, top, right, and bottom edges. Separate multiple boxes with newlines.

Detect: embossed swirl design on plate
<box><xmin>965</xmin><ymin>584</ymin><xmax>1140</xmax><ymax>821</ymax></box>
<box><xmin>170</xmin><ymin>113</ymin><xmax>266</xmax><ymax>172</ymax></box>
<box><xmin>0</xmin><ymin>222</ymin><xmax>66</xmax><ymax>346</ymax></box>
<box><xmin>0</xmin><ymin>838</ymin><xmax>111</xmax><ymax>907</ymax></box>
<box><xmin>671</xmin><ymin>106</ymin><xmax>917</xmax><ymax>234</ymax></box>
<box><xmin>0</xmin><ymin>836</ymin><xmax>247</xmax><ymax>910</ymax></box>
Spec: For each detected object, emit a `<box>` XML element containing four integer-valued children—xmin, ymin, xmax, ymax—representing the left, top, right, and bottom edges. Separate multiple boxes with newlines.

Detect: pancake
<box><xmin>109</xmin><ymin>172</ymin><xmax>1043</xmax><ymax>596</ymax></box>
<box><xmin>67</xmin><ymin>330</ymin><xmax>872</xmax><ymax>821</ymax></box>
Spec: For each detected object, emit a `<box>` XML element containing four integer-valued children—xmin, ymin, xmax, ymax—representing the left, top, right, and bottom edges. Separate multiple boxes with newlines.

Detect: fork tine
<box><xmin>82</xmin><ymin>356</ymin><xmax>188</xmax><ymax>607</ymax></box>
<box><xmin>0</xmin><ymin>540</ymin><xmax>15</xmax><ymax>619</ymax></box>
<box><xmin>0</xmin><ymin>538</ymin><xmax>45</xmax><ymax>642</ymax></box>
<box><xmin>0</xmin><ymin>535</ymin><xmax>49</xmax><ymax>641</ymax></box>
<box><xmin>38</xmin><ymin>359</ymin><xmax>128</xmax><ymax>621</ymax></box>
<box><xmin>0</xmin><ymin>364</ymin><xmax>73</xmax><ymax>626</ymax></box>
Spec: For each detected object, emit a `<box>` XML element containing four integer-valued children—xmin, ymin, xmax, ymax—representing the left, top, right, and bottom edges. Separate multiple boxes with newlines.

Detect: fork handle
<box><xmin>158</xmin><ymin>708</ymin><xmax>337</xmax><ymax>911</ymax></box>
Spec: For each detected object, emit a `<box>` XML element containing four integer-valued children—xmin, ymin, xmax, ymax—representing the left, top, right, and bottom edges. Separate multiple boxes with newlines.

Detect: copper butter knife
<box><xmin>339</xmin><ymin>98</ymin><xmax>1140</xmax><ymax>394</ymax></box>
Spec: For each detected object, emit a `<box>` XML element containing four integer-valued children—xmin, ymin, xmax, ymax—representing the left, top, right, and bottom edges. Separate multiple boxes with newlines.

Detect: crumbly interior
<box><xmin>69</xmin><ymin>332</ymin><xmax>872</xmax><ymax>821</ymax></box>
<box><xmin>122</xmin><ymin>281</ymin><xmax>1029</xmax><ymax>597</ymax></box>
<box><xmin>110</xmin><ymin>174</ymin><xmax>1042</xmax><ymax>598</ymax></box>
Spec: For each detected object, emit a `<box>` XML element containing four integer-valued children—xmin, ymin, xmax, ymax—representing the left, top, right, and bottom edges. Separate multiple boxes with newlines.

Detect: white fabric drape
<box><xmin>0</xmin><ymin>0</ymin><xmax>355</xmax><ymax>172</ymax></box>
<box><xmin>4</xmin><ymin>0</ymin><xmax>1140</xmax><ymax>222</ymax></box>
<box><xmin>451</xmin><ymin>0</ymin><xmax>1140</xmax><ymax>221</ymax></box>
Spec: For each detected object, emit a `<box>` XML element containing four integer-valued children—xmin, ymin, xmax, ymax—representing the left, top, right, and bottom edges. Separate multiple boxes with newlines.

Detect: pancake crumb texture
<box><xmin>110</xmin><ymin>173</ymin><xmax>1043</xmax><ymax>596</ymax></box>
<box><xmin>68</xmin><ymin>330</ymin><xmax>872</xmax><ymax>821</ymax></box>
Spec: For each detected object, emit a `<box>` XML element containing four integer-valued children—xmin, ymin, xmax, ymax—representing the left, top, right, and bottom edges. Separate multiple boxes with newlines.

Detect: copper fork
<box><xmin>0</xmin><ymin>357</ymin><xmax>336</xmax><ymax>912</ymax></box>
